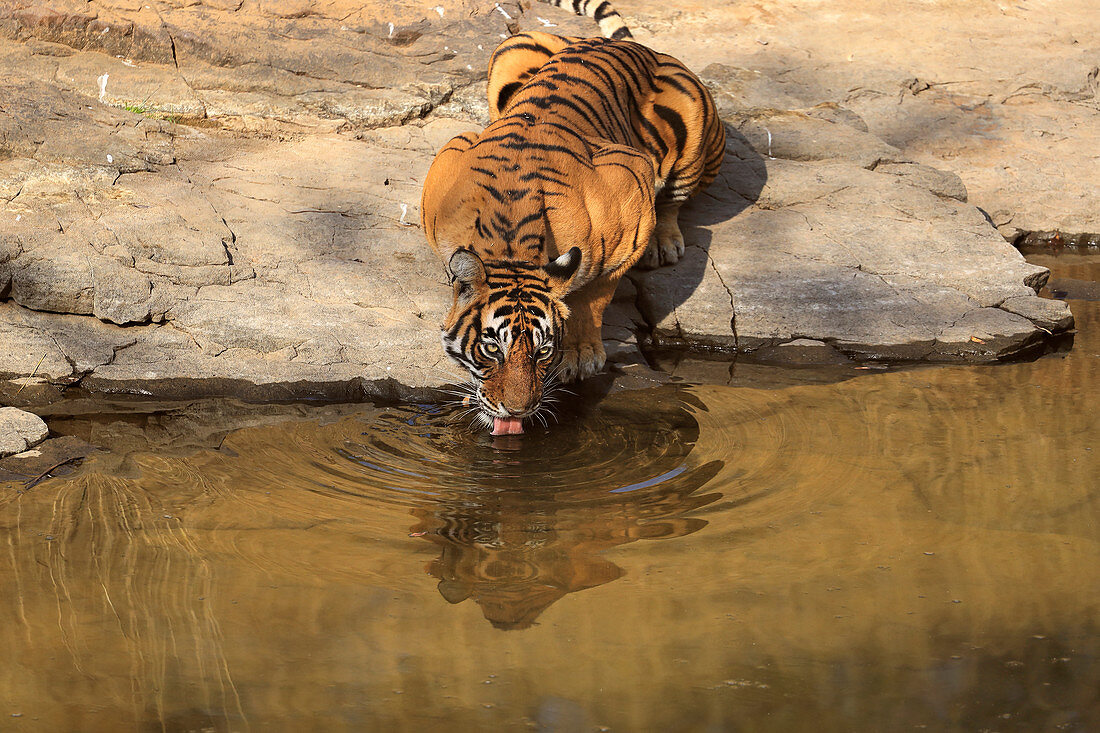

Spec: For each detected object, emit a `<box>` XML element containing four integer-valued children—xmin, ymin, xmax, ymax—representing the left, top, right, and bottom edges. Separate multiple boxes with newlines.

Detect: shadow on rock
<box><xmin>629</xmin><ymin>124</ymin><xmax>767</xmax><ymax>347</ymax></box>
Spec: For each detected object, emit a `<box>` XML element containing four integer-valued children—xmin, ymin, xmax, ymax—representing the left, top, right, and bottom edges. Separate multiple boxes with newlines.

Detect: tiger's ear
<box><xmin>543</xmin><ymin>247</ymin><xmax>582</xmax><ymax>296</ymax></box>
<box><xmin>448</xmin><ymin>248</ymin><xmax>487</xmax><ymax>305</ymax></box>
<box><xmin>448</xmin><ymin>248</ymin><xmax>487</xmax><ymax>287</ymax></box>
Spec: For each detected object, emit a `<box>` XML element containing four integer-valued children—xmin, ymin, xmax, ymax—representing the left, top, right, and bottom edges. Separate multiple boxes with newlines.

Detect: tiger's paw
<box><xmin>635</xmin><ymin>225</ymin><xmax>685</xmax><ymax>270</ymax></box>
<box><xmin>557</xmin><ymin>340</ymin><xmax>607</xmax><ymax>383</ymax></box>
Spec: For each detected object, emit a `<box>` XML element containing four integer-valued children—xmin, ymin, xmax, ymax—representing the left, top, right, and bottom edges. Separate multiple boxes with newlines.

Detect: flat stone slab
<box><xmin>633</xmin><ymin>119</ymin><xmax>1068</xmax><ymax>361</ymax></box>
<box><xmin>0</xmin><ymin>0</ymin><xmax>1079</xmax><ymax>401</ymax></box>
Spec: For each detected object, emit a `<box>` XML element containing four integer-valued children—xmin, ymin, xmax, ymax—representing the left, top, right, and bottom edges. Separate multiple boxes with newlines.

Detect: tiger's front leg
<box><xmin>634</xmin><ymin>203</ymin><xmax>684</xmax><ymax>270</ymax></box>
<box><xmin>558</xmin><ymin>275</ymin><xmax>621</xmax><ymax>383</ymax></box>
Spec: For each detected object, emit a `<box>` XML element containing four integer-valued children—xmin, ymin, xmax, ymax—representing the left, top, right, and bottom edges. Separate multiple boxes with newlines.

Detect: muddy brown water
<box><xmin>2</xmin><ymin>255</ymin><xmax>1098</xmax><ymax>732</ymax></box>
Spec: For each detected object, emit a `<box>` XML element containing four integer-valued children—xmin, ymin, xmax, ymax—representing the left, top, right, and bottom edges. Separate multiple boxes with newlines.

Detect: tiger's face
<box><xmin>442</xmin><ymin>247</ymin><xmax>581</xmax><ymax>435</ymax></box>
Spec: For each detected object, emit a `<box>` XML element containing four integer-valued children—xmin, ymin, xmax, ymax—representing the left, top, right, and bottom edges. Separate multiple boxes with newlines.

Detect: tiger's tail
<box><xmin>537</xmin><ymin>0</ymin><xmax>633</xmax><ymax>39</ymax></box>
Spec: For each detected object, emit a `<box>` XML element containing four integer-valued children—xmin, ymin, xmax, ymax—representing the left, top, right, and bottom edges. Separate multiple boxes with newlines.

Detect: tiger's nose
<box><xmin>503</xmin><ymin>394</ymin><xmax>538</xmax><ymax>415</ymax></box>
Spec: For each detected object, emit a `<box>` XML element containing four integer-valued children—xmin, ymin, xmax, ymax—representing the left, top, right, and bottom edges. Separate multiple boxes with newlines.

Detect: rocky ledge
<box><xmin>0</xmin><ymin>0</ymin><xmax>1086</xmax><ymax>402</ymax></box>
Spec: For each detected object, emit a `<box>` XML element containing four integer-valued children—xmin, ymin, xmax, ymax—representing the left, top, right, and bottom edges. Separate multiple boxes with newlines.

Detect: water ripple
<box><xmin>262</xmin><ymin>388</ymin><xmax>726</xmax><ymax>513</ymax></box>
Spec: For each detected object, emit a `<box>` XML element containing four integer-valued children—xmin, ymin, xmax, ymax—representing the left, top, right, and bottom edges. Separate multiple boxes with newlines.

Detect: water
<box><xmin>2</xmin><ymin>255</ymin><xmax>1098</xmax><ymax>732</ymax></box>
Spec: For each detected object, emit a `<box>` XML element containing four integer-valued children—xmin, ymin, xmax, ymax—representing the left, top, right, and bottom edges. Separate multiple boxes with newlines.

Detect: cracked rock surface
<box><xmin>0</xmin><ymin>0</ymin><xmax>1082</xmax><ymax>400</ymax></box>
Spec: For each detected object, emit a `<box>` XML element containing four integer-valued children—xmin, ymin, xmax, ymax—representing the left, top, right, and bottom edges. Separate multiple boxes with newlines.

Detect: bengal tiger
<box><xmin>420</xmin><ymin>2</ymin><xmax>725</xmax><ymax>436</ymax></box>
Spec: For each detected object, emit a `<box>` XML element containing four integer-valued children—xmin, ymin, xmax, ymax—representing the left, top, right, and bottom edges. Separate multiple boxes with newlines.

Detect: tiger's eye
<box><xmin>483</xmin><ymin>342</ymin><xmax>501</xmax><ymax>355</ymax></box>
<box><xmin>536</xmin><ymin>345</ymin><xmax>553</xmax><ymax>359</ymax></box>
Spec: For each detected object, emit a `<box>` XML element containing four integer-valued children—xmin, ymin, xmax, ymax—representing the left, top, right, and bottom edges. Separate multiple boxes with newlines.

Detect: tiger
<box><xmin>420</xmin><ymin>2</ymin><xmax>725</xmax><ymax>436</ymax></box>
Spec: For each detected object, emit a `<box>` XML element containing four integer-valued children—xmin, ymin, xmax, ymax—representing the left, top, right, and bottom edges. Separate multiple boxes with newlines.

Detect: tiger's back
<box><xmin>487</xmin><ymin>33</ymin><xmax>725</xmax><ymax>227</ymax></box>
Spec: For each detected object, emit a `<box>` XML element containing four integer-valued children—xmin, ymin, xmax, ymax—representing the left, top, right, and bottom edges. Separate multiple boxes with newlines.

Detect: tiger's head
<box><xmin>442</xmin><ymin>247</ymin><xmax>582</xmax><ymax>436</ymax></box>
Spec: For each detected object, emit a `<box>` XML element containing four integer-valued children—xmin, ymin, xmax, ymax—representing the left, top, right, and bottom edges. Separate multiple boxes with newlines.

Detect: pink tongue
<box><xmin>491</xmin><ymin>416</ymin><xmax>525</xmax><ymax>436</ymax></box>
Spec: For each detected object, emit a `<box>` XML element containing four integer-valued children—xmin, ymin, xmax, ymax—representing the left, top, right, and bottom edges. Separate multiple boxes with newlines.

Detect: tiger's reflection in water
<box><xmin>405</xmin><ymin>432</ymin><xmax>724</xmax><ymax>629</ymax></box>
<box><xmin>362</xmin><ymin>385</ymin><xmax>727</xmax><ymax>629</ymax></box>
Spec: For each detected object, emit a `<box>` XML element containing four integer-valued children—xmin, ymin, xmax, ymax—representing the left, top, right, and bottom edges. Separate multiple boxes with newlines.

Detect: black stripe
<box><xmin>592</xmin><ymin>145</ymin><xmax>650</xmax><ymax>162</ymax></box>
<box><xmin>495</xmin><ymin>81</ymin><xmax>523</xmax><ymax>113</ymax></box>
<box><xmin>636</xmin><ymin>112</ymin><xmax>670</xmax><ymax>161</ymax></box>
<box><xmin>494</xmin><ymin>41</ymin><xmax>557</xmax><ymax>58</ymax></box>
<box><xmin>474</xmin><ymin>215</ymin><xmax>491</xmax><ymax>239</ymax></box>
<box><xmin>497</xmin><ymin>140</ymin><xmax>594</xmax><ymax>168</ymax></box>
<box><xmin>656</xmin><ymin>71</ymin><xmax>691</xmax><ymax>96</ymax></box>
<box><xmin>520</xmin><ymin>170</ymin><xmax>569</xmax><ymax>187</ymax></box>
<box><xmin>514</xmin><ymin>210</ymin><xmax>545</xmax><ymax>229</ymax></box>
<box><xmin>474</xmin><ymin>131</ymin><xmax>525</xmax><ymax>145</ymax></box>
<box><xmin>587</xmin><ymin>47</ymin><xmax>645</xmax><ymax>99</ymax></box>
<box><xmin>522</xmin><ymin>77</ymin><xmax>560</xmax><ymax>93</ymax></box>
<box><xmin>539</xmin><ymin>71</ymin><xmax>633</xmax><ymax>135</ymax></box>
<box><xmin>611</xmin><ymin>43</ymin><xmax>655</xmax><ymax>82</ymax></box>
<box><xmin>654</xmin><ymin>103</ymin><xmax>688</xmax><ymax>154</ymax></box>
<box><xmin>547</xmin><ymin>53</ymin><xmax>639</xmax><ymax>139</ymax></box>
<box><xmin>530</xmin><ymin>119</ymin><xmax>592</xmax><ymax>142</ymax></box>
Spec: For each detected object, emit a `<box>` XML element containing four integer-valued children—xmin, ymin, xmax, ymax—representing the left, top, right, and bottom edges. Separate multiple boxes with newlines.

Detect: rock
<box><xmin>0</xmin><ymin>306</ymin><xmax>76</xmax><ymax>382</ymax></box>
<box><xmin>0</xmin><ymin>72</ymin><xmax>174</xmax><ymax>171</ymax></box>
<box><xmin>800</xmin><ymin>103</ymin><xmax>869</xmax><ymax>133</ymax></box>
<box><xmin>0</xmin><ymin>406</ymin><xmax>48</xmax><ymax>458</ymax></box>
<box><xmin>90</xmin><ymin>256</ymin><xmax>154</xmax><ymax>325</ymax></box>
<box><xmin>634</xmin><ymin>133</ymin><xmax>1071</xmax><ymax>361</ymax></box>
<box><xmin>933</xmin><ymin>307</ymin><xmax>1046</xmax><ymax>361</ymax></box>
<box><xmin>0</xmin><ymin>0</ymin><xmax>505</xmax><ymax>131</ymax></box>
<box><xmin>753</xmin><ymin>339</ymin><xmax>851</xmax><ymax>366</ymax></box>
<box><xmin>631</xmin><ymin>243</ymin><xmax>737</xmax><ymax>350</ymax></box>
<box><xmin>729</xmin><ymin>109</ymin><xmax>904</xmax><ymax>168</ymax></box>
<box><xmin>16</xmin><ymin>307</ymin><xmax>139</xmax><ymax>376</ymax></box>
<box><xmin>999</xmin><ymin>296</ymin><xmax>1078</xmax><ymax>332</ymax></box>
<box><xmin>872</xmin><ymin>162</ymin><xmax>968</xmax><ymax>203</ymax></box>
<box><xmin>10</xmin><ymin>241</ymin><xmax>96</xmax><ymax>316</ymax></box>
<box><xmin>601</xmin><ymin>292</ymin><xmax>649</xmax><ymax>367</ymax></box>
<box><xmin>96</xmin><ymin>172</ymin><xmax>234</xmax><ymax>268</ymax></box>
<box><xmin>700</xmin><ymin>63</ymin><xmax>806</xmax><ymax>113</ymax></box>
<box><xmin>625</xmin><ymin>0</ymin><xmax>1100</xmax><ymax>243</ymax></box>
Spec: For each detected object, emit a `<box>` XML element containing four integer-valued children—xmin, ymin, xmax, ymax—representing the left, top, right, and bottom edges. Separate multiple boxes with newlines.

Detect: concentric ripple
<box><xmin>203</xmin><ymin>382</ymin><xmax>865</xmax><ymax>528</ymax></box>
<box><xmin>329</xmin><ymin>388</ymin><xmax>720</xmax><ymax>507</ymax></box>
